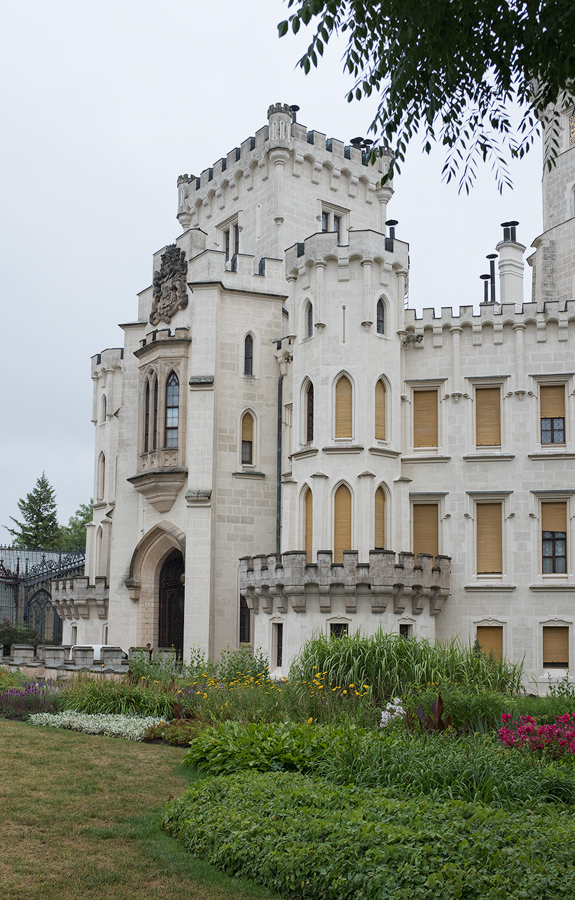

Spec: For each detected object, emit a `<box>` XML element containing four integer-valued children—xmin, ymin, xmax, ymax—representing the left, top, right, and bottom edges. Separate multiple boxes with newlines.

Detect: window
<box><xmin>239</xmin><ymin>596</ymin><xmax>251</xmax><ymax>643</ymax></box>
<box><xmin>335</xmin><ymin>375</ymin><xmax>353</xmax><ymax>439</ymax></box>
<box><xmin>374</xmin><ymin>487</ymin><xmax>385</xmax><ymax>549</ymax></box>
<box><xmin>306</xmin><ymin>381</ymin><xmax>314</xmax><ymax>443</ymax></box>
<box><xmin>321</xmin><ymin>208</ymin><xmax>343</xmax><ymax>243</ymax></box>
<box><xmin>165</xmin><ymin>372</ymin><xmax>179</xmax><ymax>448</ymax></box>
<box><xmin>144</xmin><ymin>375</ymin><xmax>158</xmax><ymax>453</ymax></box>
<box><xmin>476</xmin><ymin>626</ymin><xmax>503</xmax><ymax>661</ymax></box>
<box><xmin>97</xmin><ymin>452</ymin><xmax>106</xmax><ymax>501</ymax></box>
<box><xmin>543</xmin><ymin>626</ymin><xmax>569</xmax><ymax>668</ymax></box>
<box><xmin>304</xmin><ymin>487</ymin><xmax>313</xmax><ymax>563</ymax></box>
<box><xmin>241</xmin><ymin>412</ymin><xmax>254</xmax><ymax>465</ymax></box>
<box><xmin>334</xmin><ymin>484</ymin><xmax>352</xmax><ymax>564</ymax></box>
<box><xmin>224</xmin><ymin>221</ymin><xmax>239</xmax><ymax>262</ymax></box>
<box><xmin>476</xmin><ymin>387</ymin><xmax>501</xmax><ymax>447</ymax></box>
<box><xmin>376</xmin><ymin>299</ymin><xmax>385</xmax><ymax>335</ymax></box>
<box><xmin>273</xmin><ymin>622</ymin><xmax>284</xmax><ymax>668</ymax></box>
<box><xmin>330</xmin><ymin>622</ymin><xmax>349</xmax><ymax>638</ymax></box>
<box><xmin>399</xmin><ymin>623</ymin><xmax>412</xmax><ymax>639</ymax></box>
<box><xmin>413</xmin><ymin>390</ymin><xmax>438</xmax><ymax>448</ymax></box>
<box><xmin>476</xmin><ymin>503</ymin><xmax>502</xmax><ymax>575</ymax></box>
<box><xmin>306</xmin><ymin>301</ymin><xmax>313</xmax><ymax>338</ymax></box>
<box><xmin>100</xmin><ymin>394</ymin><xmax>107</xmax><ymax>424</ymax></box>
<box><xmin>540</xmin><ymin>385</ymin><xmax>565</xmax><ymax>444</ymax></box>
<box><xmin>413</xmin><ymin>504</ymin><xmax>438</xmax><ymax>558</ymax></box>
<box><xmin>244</xmin><ymin>334</ymin><xmax>253</xmax><ymax>375</ymax></box>
<box><xmin>375</xmin><ymin>380</ymin><xmax>386</xmax><ymax>440</ymax></box>
<box><xmin>542</xmin><ymin>501</ymin><xmax>567</xmax><ymax>573</ymax></box>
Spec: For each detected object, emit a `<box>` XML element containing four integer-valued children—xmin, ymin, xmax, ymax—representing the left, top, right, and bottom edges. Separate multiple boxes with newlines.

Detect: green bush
<box><xmin>410</xmin><ymin>685</ymin><xmax>575</xmax><ymax>730</ymax></box>
<box><xmin>59</xmin><ymin>674</ymin><xmax>181</xmax><ymax>719</ymax></box>
<box><xmin>182</xmin><ymin>721</ymin><xmax>341</xmax><ymax>775</ymax></box>
<box><xmin>291</xmin><ymin>631</ymin><xmax>523</xmax><ymax>701</ymax></box>
<box><xmin>0</xmin><ymin>667</ymin><xmax>26</xmax><ymax>690</ymax></box>
<box><xmin>164</xmin><ymin>771</ymin><xmax>575</xmax><ymax>900</ymax></box>
<box><xmin>0</xmin><ymin>619</ymin><xmax>42</xmax><ymax>654</ymax></box>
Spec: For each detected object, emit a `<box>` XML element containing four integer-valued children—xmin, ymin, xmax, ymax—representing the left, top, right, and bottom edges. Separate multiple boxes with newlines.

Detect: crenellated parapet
<box><xmin>52</xmin><ymin>576</ymin><xmax>108</xmax><ymax>621</ymax></box>
<box><xmin>240</xmin><ymin>550</ymin><xmax>451</xmax><ymax>618</ymax></box>
<box><xmin>285</xmin><ymin>228</ymin><xmax>408</xmax><ymax>276</ymax></box>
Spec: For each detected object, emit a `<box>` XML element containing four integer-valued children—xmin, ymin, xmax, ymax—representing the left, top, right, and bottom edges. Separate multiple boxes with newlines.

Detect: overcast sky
<box><xmin>0</xmin><ymin>0</ymin><xmax>543</xmax><ymax>540</ymax></box>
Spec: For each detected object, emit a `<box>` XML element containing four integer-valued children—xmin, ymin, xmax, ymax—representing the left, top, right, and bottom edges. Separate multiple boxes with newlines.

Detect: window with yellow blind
<box><xmin>476</xmin><ymin>626</ymin><xmax>503</xmax><ymax>661</ymax></box>
<box><xmin>335</xmin><ymin>375</ymin><xmax>353</xmax><ymax>439</ymax></box>
<box><xmin>540</xmin><ymin>384</ymin><xmax>565</xmax><ymax>444</ymax></box>
<box><xmin>241</xmin><ymin>411</ymin><xmax>254</xmax><ymax>465</ymax></box>
<box><xmin>375</xmin><ymin>380</ymin><xmax>386</xmax><ymax>441</ymax></box>
<box><xmin>334</xmin><ymin>484</ymin><xmax>352</xmax><ymax>564</ymax></box>
<box><xmin>412</xmin><ymin>504</ymin><xmax>438</xmax><ymax>558</ymax></box>
<box><xmin>475</xmin><ymin>387</ymin><xmax>501</xmax><ymax>447</ymax></box>
<box><xmin>413</xmin><ymin>390</ymin><xmax>438</xmax><ymax>447</ymax></box>
<box><xmin>476</xmin><ymin>503</ymin><xmax>503</xmax><ymax>574</ymax></box>
<box><xmin>304</xmin><ymin>488</ymin><xmax>313</xmax><ymax>564</ymax></box>
<box><xmin>543</xmin><ymin>626</ymin><xmax>569</xmax><ymax>668</ymax></box>
<box><xmin>542</xmin><ymin>501</ymin><xmax>567</xmax><ymax>573</ymax></box>
<box><xmin>374</xmin><ymin>487</ymin><xmax>385</xmax><ymax>549</ymax></box>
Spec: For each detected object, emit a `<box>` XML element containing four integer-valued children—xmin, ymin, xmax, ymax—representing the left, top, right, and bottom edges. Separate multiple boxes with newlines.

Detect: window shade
<box><xmin>476</xmin><ymin>388</ymin><xmax>501</xmax><ymax>446</ymax></box>
<box><xmin>375</xmin><ymin>381</ymin><xmax>386</xmax><ymax>440</ymax></box>
<box><xmin>334</xmin><ymin>485</ymin><xmax>352</xmax><ymax>564</ymax></box>
<box><xmin>335</xmin><ymin>376</ymin><xmax>353</xmax><ymax>438</ymax></box>
<box><xmin>542</xmin><ymin>501</ymin><xmax>567</xmax><ymax>533</ymax></box>
<box><xmin>413</xmin><ymin>391</ymin><xmax>438</xmax><ymax>447</ymax></box>
<box><xmin>374</xmin><ymin>487</ymin><xmax>385</xmax><ymax>548</ymax></box>
<box><xmin>543</xmin><ymin>626</ymin><xmax>569</xmax><ymax>667</ymax></box>
<box><xmin>305</xmin><ymin>489</ymin><xmax>313</xmax><ymax>564</ymax></box>
<box><xmin>540</xmin><ymin>385</ymin><xmax>565</xmax><ymax>418</ymax></box>
<box><xmin>413</xmin><ymin>504</ymin><xmax>438</xmax><ymax>558</ymax></box>
<box><xmin>477</xmin><ymin>626</ymin><xmax>503</xmax><ymax>661</ymax></box>
<box><xmin>242</xmin><ymin>413</ymin><xmax>253</xmax><ymax>442</ymax></box>
<box><xmin>476</xmin><ymin>503</ymin><xmax>502</xmax><ymax>574</ymax></box>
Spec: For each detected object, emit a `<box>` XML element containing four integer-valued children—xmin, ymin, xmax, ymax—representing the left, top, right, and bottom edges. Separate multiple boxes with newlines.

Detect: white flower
<box><xmin>380</xmin><ymin>698</ymin><xmax>405</xmax><ymax>728</ymax></box>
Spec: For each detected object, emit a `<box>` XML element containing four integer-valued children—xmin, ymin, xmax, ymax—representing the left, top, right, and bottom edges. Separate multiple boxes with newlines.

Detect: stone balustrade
<box><xmin>240</xmin><ymin>549</ymin><xmax>451</xmax><ymax>617</ymax></box>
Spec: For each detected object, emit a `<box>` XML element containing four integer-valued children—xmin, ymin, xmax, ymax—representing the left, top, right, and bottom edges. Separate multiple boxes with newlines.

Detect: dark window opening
<box><xmin>274</xmin><ymin>622</ymin><xmax>283</xmax><ymax>668</ymax></box>
<box><xmin>377</xmin><ymin>299</ymin><xmax>385</xmax><ymax>334</ymax></box>
<box><xmin>239</xmin><ymin>596</ymin><xmax>251</xmax><ymax>643</ymax></box>
<box><xmin>144</xmin><ymin>381</ymin><xmax>150</xmax><ymax>453</ymax></box>
<box><xmin>541</xmin><ymin>417</ymin><xmax>565</xmax><ymax>444</ymax></box>
<box><xmin>330</xmin><ymin>622</ymin><xmax>348</xmax><ymax>638</ymax></box>
<box><xmin>244</xmin><ymin>334</ymin><xmax>253</xmax><ymax>375</ymax></box>
<box><xmin>242</xmin><ymin>440</ymin><xmax>253</xmax><ymax>465</ymax></box>
<box><xmin>321</xmin><ymin>211</ymin><xmax>329</xmax><ymax>232</ymax></box>
<box><xmin>399</xmin><ymin>623</ymin><xmax>412</xmax><ymax>639</ymax></box>
<box><xmin>307</xmin><ymin>302</ymin><xmax>313</xmax><ymax>338</ymax></box>
<box><xmin>306</xmin><ymin>382</ymin><xmax>314</xmax><ymax>443</ymax></box>
<box><xmin>543</xmin><ymin>531</ymin><xmax>567</xmax><ymax>573</ymax></box>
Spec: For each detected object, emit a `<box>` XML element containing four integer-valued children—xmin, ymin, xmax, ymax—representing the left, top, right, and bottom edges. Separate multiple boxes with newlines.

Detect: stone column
<box><xmin>361</xmin><ymin>258</ymin><xmax>374</xmax><ymax>326</ymax></box>
<box><xmin>314</xmin><ymin>260</ymin><xmax>327</xmax><ymax>328</ymax></box>
<box><xmin>450</xmin><ymin>326</ymin><xmax>462</xmax><ymax>398</ymax></box>
<box><xmin>513</xmin><ymin>323</ymin><xmax>525</xmax><ymax>394</ymax></box>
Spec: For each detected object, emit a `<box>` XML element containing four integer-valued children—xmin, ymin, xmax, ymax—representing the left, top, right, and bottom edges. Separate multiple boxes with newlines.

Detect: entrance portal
<box><xmin>158</xmin><ymin>550</ymin><xmax>185</xmax><ymax>654</ymax></box>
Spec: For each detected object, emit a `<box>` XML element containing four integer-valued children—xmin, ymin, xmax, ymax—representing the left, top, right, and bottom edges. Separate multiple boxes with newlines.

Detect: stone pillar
<box><xmin>361</xmin><ymin>258</ymin><xmax>374</xmax><ymax>326</ymax></box>
<box><xmin>513</xmin><ymin>323</ymin><xmax>526</xmax><ymax>394</ymax></box>
<box><xmin>376</xmin><ymin>184</ymin><xmax>393</xmax><ymax>233</ymax></box>
<box><xmin>450</xmin><ymin>326</ymin><xmax>462</xmax><ymax>398</ymax></box>
<box><xmin>313</xmin><ymin>260</ymin><xmax>327</xmax><ymax>328</ymax></box>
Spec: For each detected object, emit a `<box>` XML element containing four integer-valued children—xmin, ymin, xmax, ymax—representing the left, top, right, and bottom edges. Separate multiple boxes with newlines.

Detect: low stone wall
<box><xmin>1</xmin><ymin>644</ymin><xmax>128</xmax><ymax>680</ymax></box>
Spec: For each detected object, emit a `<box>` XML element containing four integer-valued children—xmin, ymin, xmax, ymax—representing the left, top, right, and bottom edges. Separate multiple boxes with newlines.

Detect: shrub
<box><xmin>164</xmin><ymin>771</ymin><xmax>575</xmax><ymax>900</ymax></box>
<box><xmin>143</xmin><ymin>718</ymin><xmax>203</xmax><ymax>746</ymax></box>
<box><xmin>0</xmin><ymin>618</ymin><xmax>42</xmax><ymax>654</ymax></box>
<box><xmin>291</xmin><ymin>631</ymin><xmax>523</xmax><ymax>701</ymax></box>
<box><xmin>182</xmin><ymin>720</ymin><xmax>340</xmax><ymax>775</ymax></box>
<box><xmin>59</xmin><ymin>674</ymin><xmax>181</xmax><ymax>719</ymax></box>
<box><xmin>0</xmin><ymin>681</ymin><xmax>60</xmax><ymax>720</ymax></box>
<box><xmin>0</xmin><ymin>667</ymin><xmax>26</xmax><ymax>690</ymax></box>
<box><xmin>30</xmin><ymin>711</ymin><xmax>163</xmax><ymax>741</ymax></box>
<box><xmin>499</xmin><ymin>712</ymin><xmax>575</xmax><ymax>758</ymax></box>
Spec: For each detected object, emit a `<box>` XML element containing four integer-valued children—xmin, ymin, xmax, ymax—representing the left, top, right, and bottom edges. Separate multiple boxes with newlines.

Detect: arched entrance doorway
<box><xmin>158</xmin><ymin>549</ymin><xmax>185</xmax><ymax>654</ymax></box>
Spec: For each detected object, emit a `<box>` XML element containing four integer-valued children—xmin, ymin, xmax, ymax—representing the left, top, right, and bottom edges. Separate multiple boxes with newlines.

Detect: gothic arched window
<box><xmin>335</xmin><ymin>375</ymin><xmax>353</xmax><ymax>439</ymax></box>
<box><xmin>306</xmin><ymin>301</ymin><xmax>313</xmax><ymax>338</ymax></box>
<box><xmin>377</xmin><ymin>299</ymin><xmax>385</xmax><ymax>335</ymax></box>
<box><xmin>241</xmin><ymin>411</ymin><xmax>254</xmax><ymax>465</ymax></box>
<box><xmin>306</xmin><ymin>381</ymin><xmax>314</xmax><ymax>443</ymax></box>
<box><xmin>165</xmin><ymin>372</ymin><xmax>179</xmax><ymax>448</ymax></box>
<box><xmin>244</xmin><ymin>334</ymin><xmax>253</xmax><ymax>375</ymax></box>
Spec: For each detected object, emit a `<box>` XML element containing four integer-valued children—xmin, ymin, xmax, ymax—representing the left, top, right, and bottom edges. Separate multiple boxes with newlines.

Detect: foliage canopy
<box><xmin>6</xmin><ymin>474</ymin><xmax>62</xmax><ymax>549</ymax></box>
<box><xmin>279</xmin><ymin>0</ymin><xmax>575</xmax><ymax>192</ymax></box>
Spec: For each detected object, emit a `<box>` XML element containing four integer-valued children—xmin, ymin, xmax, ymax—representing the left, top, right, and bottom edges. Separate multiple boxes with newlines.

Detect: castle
<box><xmin>53</xmin><ymin>103</ymin><xmax>575</xmax><ymax>689</ymax></box>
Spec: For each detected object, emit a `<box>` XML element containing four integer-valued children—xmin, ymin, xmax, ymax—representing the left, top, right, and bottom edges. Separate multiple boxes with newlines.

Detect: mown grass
<box><xmin>0</xmin><ymin>720</ymin><xmax>279</xmax><ymax>900</ymax></box>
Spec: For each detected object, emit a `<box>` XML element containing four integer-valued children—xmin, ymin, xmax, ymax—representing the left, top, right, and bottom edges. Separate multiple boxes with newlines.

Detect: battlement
<box><xmin>91</xmin><ymin>347</ymin><xmax>124</xmax><ymax>376</ymax></box>
<box><xmin>239</xmin><ymin>549</ymin><xmax>451</xmax><ymax>617</ymax></box>
<box><xmin>404</xmin><ymin>298</ymin><xmax>575</xmax><ymax>331</ymax></box>
<box><xmin>285</xmin><ymin>228</ymin><xmax>408</xmax><ymax>275</ymax></box>
<box><xmin>136</xmin><ymin>326</ymin><xmax>191</xmax><ymax>353</ymax></box>
<box><xmin>176</xmin><ymin>102</ymin><xmax>393</xmax><ymax>227</ymax></box>
<box><xmin>53</xmin><ymin>576</ymin><xmax>108</xmax><ymax>620</ymax></box>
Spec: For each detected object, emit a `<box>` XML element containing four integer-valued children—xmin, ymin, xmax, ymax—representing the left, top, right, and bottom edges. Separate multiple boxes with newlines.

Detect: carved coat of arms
<box><xmin>149</xmin><ymin>245</ymin><xmax>188</xmax><ymax>325</ymax></box>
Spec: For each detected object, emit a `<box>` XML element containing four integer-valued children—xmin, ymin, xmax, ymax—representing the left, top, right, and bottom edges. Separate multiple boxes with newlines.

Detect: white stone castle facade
<box><xmin>53</xmin><ymin>103</ymin><xmax>575</xmax><ymax>689</ymax></box>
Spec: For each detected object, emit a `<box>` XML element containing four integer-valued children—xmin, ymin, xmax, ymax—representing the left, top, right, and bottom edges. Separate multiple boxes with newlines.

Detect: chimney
<box><xmin>496</xmin><ymin>221</ymin><xmax>525</xmax><ymax>306</ymax></box>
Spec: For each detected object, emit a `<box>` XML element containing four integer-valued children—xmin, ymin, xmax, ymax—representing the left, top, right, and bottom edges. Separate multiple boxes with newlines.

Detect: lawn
<box><xmin>0</xmin><ymin>719</ymin><xmax>279</xmax><ymax>900</ymax></box>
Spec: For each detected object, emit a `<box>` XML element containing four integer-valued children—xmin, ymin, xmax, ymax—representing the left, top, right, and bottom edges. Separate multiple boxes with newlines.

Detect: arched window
<box><xmin>306</xmin><ymin>381</ymin><xmax>314</xmax><ymax>443</ymax></box>
<box><xmin>239</xmin><ymin>596</ymin><xmax>251</xmax><ymax>643</ymax></box>
<box><xmin>304</xmin><ymin>487</ymin><xmax>313</xmax><ymax>563</ymax></box>
<box><xmin>375</xmin><ymin>487</ymin><xmax>386</xmax><ymax>549</ymax></box>
<box><xmin>97</xmin><ymin>452</ymin><xmax>106</xmax><ymax>501</ymax></box>
<box><xmin>152</xmin><ymin>375</ymin><xmax>158</xmax><ymax>450</ymax></box>
<box><xmin>377</xmin><ymin>299</ymin><xmax>385</xmax><ymax>335</ymax></box>
<box><xmin>334</xmin><ymin>484</ymin><xmax>352</xmax><ymax>564</ymax></box>
<box><xmin>375</xmin><ymin>379</ymin><xmax>386</xmax><ymax>441</ymax></box>
<box><xmin>335</xmin><ymin>375</ymin><xmax>353</xmax><ymax>439</ymax></box>
<box><xmin>100</xmin><ymin>394</ymin><xmax>107</xmax><ymax>424</ymax></box>
<box><xmin>144</xmin><ymin>381</ymin><xmax>150</xmax><ymax>452</ymax></box>
<box><xmin>244</xmin><ymin>334</ymin><xmax>253</xmax><ymax>375</ymax></box>
<box><xmin>144</xmin><ymin>375</ymin><xmax>158</xmax><ymax>453</ymax></box>
<box><xmin>241</xmin><ymin>411</ymin><xmax>254</xmax><ymax>464</ymax></box>
<box><xmin>165</xmin><ymin>372</ymin><xmax>179</xmax><ymax>448</ymax></box>
<box><xmin>306</xmin><ymin>301</ymin><xmax>313</xmax><ymax>338</ymax></box>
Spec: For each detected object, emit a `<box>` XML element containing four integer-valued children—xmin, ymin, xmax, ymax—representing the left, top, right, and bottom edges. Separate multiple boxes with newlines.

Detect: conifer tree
<box><xmin>60</xmin><ymin>501</ymin><xmax>93</xmax><ymax>550</ymax></box>
<box><xmin>6</xmin><ymin>473</ymin><xmax>62</xmax><ymax>549</ymax></box>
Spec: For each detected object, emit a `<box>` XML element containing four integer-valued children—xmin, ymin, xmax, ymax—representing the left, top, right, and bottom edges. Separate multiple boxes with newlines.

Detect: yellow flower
<box><xmin>307</xmin><ymin>717</ymin><xmax>313</xmax><ymax>724</ymax></box>
<box><xmin>342</xmin><ymin>690</ymin><xmax>347</xmax><ymax>695</ymax></box>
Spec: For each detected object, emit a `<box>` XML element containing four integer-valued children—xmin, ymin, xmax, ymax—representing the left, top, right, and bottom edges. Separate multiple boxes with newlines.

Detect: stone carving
<box><xmin>150</xmin><ymin>245</ymin><xmax>188</xmax><ymax>325</ymax></box>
